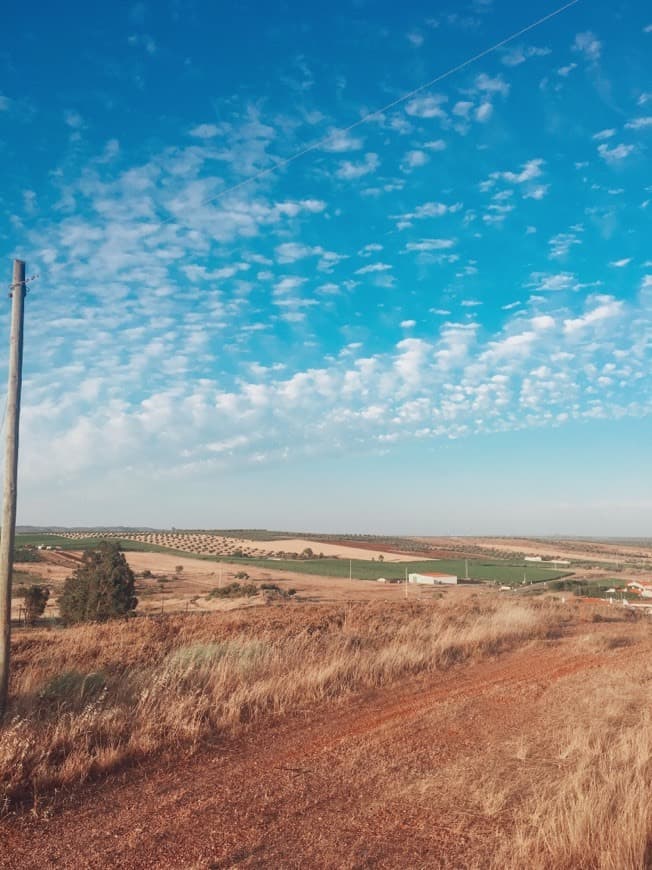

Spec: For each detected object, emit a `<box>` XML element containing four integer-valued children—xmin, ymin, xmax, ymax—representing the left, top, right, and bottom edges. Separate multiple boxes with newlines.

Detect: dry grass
<box><xmin>1</xmin><ymin>599</ymin><xmax>561</xmax><ymax>810</ymax></box>
<box><xmin>487</xmin><ymin>668</ymin><xmax>652</xmax><ymax>870</ymax></box>
<box><xmin>394</xmin><ymin>618</ymin><xmax>652</xmax><ymax>870</ymax></box>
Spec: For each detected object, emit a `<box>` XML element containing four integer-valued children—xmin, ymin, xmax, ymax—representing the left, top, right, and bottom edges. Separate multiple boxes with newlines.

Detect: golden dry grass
<box><xmin>392</xmin><ymin>618</ymin><xmax>652</xmax><ymax>870</ymax></box>
<box><xmin>1</xmin><ymin>599</ymin><xmax>560</xmax><ymax>810</ymax></box>
<box><xmin>2</xmin><ymin>598</ymin><xmax>651</xmax><ymax>868</ymax></box>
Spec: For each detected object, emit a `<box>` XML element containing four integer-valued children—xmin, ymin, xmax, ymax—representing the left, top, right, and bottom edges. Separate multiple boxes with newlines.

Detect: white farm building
<box><xmin>408</xmin><ymin>572</ymin><xmax>458</xmax><ymax>586</ymax></box>
<box><xmin>627</xmin><ymin>581</ymin><xmax>652</xmax><ymax>599</ymax></box>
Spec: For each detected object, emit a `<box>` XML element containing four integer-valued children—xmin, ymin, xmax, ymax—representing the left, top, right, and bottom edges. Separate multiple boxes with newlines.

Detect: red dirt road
<box><xmin>1</xmin><ymin>634</ymin><xmax>621</xmax><ymax>870</ymax></box>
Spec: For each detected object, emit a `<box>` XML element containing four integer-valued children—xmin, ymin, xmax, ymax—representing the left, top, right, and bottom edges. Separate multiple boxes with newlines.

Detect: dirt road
<box><xmin>1</xmin><ymin>633</ymin><xmax>622</xmax><ymax>869</ymax></box>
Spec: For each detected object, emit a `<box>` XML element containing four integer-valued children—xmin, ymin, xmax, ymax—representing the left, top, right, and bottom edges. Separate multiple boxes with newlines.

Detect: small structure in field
<box><xmin>408</xmin><ymin>572</ymin><xmax>458</xmax><ymax>586</ymax></box>
<box><xmin>626</xmin><ymin>581</ymin><xmax>652</xmax><ymax>599</ymax></box>
<box><xmin>525</xmin><ymin>556</ymin><xmax>571</xmax><ymax>567</ymax></box>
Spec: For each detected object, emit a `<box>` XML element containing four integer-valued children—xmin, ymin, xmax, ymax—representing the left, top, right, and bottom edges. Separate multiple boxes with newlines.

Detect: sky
<box><xmin>1</xmin><ymin>0</ymin><xmax>651</xmax><ymax>535</ymax></box>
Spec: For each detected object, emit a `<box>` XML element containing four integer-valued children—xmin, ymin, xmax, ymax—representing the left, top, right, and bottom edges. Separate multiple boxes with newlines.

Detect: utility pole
<box><xmin>0</xmin><ymin>259</ymin><xmax>26</xmax><ymax>719</ymax></box>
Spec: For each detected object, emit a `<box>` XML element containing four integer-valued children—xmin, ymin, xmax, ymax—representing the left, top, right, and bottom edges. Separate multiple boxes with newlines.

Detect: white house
<box><xmin>408</xmin><ymin>572</ymin><xmax>458</xmax><ymax>586</ymax></box>
<box><xmin>627</xmin><ymin>581</ymin><xmax>652</xmax><ymax>599</ymax></box>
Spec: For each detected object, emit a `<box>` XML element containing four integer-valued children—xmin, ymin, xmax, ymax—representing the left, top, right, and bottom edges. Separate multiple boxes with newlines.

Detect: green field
<box><xmin>14</xmin><ymin>534</ymin><xmax>572</xmax><ymax>585</ymax></box>
<box><xmin>221</xmin><ymin>557</ymin><xmax>570</xmax><ymax>584</ymax></box>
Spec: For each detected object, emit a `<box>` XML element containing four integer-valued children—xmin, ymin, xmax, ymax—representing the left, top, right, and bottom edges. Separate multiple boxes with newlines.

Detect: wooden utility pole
<box><xmin>0</xmin><ymin>259</ymin><xmax>26</xmax><ymax>719</ymax></box>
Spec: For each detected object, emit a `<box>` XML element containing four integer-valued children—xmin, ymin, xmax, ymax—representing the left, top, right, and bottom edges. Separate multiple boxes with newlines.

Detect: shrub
<box><xmin>59</xmin><ymin>542</ymin><xmax>138</xmax><ymax>624</ymax></box>
<box><xmin>21</xmin><ymin>585</ymin><xmax>50</xmax><ymax>625</ymax></box>
<box><xmin>207</xmin><ymin>582</ymin><xmax>258</xmax><ymax>600</ymax></box>
<box><xmin>235</xmin><ymin>571</ymin><xmax>250</xmax><ymax>580</ymax></box>
<box><xmin>14</xmin><ymin>547</ymin><xmax>41</xmax><ymax>563</ymax></box>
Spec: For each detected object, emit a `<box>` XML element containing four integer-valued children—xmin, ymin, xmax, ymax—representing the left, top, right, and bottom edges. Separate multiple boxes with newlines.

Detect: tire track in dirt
<box><xmin>0</xmin><ymin>638</ymin><xmax>619</xmax><ymax>869</ymax></box>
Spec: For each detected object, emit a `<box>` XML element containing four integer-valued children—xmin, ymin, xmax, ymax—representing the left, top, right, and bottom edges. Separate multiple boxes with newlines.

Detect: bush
<box><xmin>21</xmin><ymin>585</ymin><xmax>50</xmax><ymax>625</ymax></box>
<box><xmin>14</xmin><ymin>547</ymin><xmax>41</xmax><ymax>563</ymax></box>
<box><xmin>207</xmin><ymin>582</ymin><xmax>258</xmax><ymax>600</ymax></box>
<box><xmin>59</xmin><ymin>542</ymin><xmax>138</xmax><ymax>624</ymax></box>
<box><xmin>235</xmin><ymin>571</ymin><xmax>250</xmax><ymax>580</ymax></box>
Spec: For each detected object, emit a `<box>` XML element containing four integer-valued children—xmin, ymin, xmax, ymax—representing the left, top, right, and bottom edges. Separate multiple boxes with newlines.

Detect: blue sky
<box><xmin>1</xmin><ymin>0</ymin><xmax>651</xmax><ymax>534</ymax></box>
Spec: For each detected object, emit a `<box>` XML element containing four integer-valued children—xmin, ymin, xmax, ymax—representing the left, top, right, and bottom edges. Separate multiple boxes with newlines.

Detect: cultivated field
<box><xmin>54</xmin><ymin>531</ymin><xmax>417</xmax><ymax>562</ymax></box>
<box><xmin>414</xmin><ymin>535</ymin><xmax>652</xmax><ymax>570</ymax></box>
<box><xmin>10</xmin><ymin>544</ymin><xmax>572</xmax><ymax>625</ymax></box>
<box><xmin>2</xmin><ymin>595</ymin><xmax>651</xmax><ymax>868</ymax></box>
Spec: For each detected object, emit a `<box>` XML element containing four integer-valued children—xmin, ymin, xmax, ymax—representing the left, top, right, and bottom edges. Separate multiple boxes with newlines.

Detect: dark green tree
<box><xmin>59</xmin><ymin>542</ymin><xmax>138</xmax><ymax>624</ymax></box>
<box><xmin>22</xmin><ymin>585</ymin><xmax>50</xmax><ymax>625</ymax></box>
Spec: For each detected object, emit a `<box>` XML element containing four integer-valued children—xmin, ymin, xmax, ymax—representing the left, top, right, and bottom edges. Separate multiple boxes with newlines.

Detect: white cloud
<box><xmin>549</xmin><ymin>230</ymin><xmax>582</xmax><ymax>259</ymax></box>
<box><xmin>597</xmin><ymin>143</ymin><xmax>635</xmax><ymax>163</ymax></box>
<box><xmin>475</xmin><ymin>102</ymin><xmax>493</xmax><ymax>122</ymax></box>
<box><xmin>320</xmin><ymin>129</ymin><xmax>364</xmax><ymax>152</ymax></box>
<box><xmin>486</xmin><ymin>158</ymin><xmax>543</xmax><ymax>187</ymax></box>
<box><xmin>625</xmin><ymin>117</ymin><xmax>652</xmax><ymax>130</ymax></box>
<box><xmin>358</xmin><ymin>243</ymin><xmax>383</xmax><ymax>256</ymax></box>
<box><xmin>593</xmin><ymin>129</ymin><xmax>616</xmax><ymax>141</ymax></box>
<box><xmin>557</xmin><ymin>63</ymin><xmax>577</xmax><ymax>77</ymax></box>
<box><xmin>502</xmin><ymin>45</ymin><xmax>551</xmax><ymax>67</ymax></box>
<box><xmin>336</xmin><ymin>152</ymin><xmax>380</xmax><ymax>180</ymax></box>
<box><xmin>474</xmin><ymin>73</ymin><xmax>510</xmax><ymax>97</ymax></box>
<box><xmin>530</xmin><ymin>272</ymin><xmax>578</xmax><ymax>292</ymax></box>
<box><xmin>354</xmin><ymin>262</ymin><xmax>392</xmax><ymax>275</ymax></box>
<box><xmin>393</xmin><ymin>201</ymin><xmax>462</xmax><ymax>229</ymax></box>
<box><xmin>453</xmin><ymin>101</ymin><xmax>473</xmax><ymax>118</ymax></box>
<box><xmin>404</xmin><ymin>238</ymin><xmax>455</xmax><ymax>252</ymax></box>
<box><xmin>64</xmin><ymin>110</ymin><xmax>83</xmax><ymax>129</ymax></box>
<box><xmin>573</xmin><ymin>31</ymin><xmax>602</xmax><ymax>63</ymax></box>
<box><xmin>403</xmin><ymin>149</ymin><xmax>429</xmax><ymax>169</ymax></box>
<box><xmin>610</xmin><ymin>258</ymin><xmax>631</xmax><ymax>268</ymax></box>
<box><xmin>189</xmin><ymin>124</ymin><xmax>219</xmax><ymax>139</ymax></box>
<box><xmin>400</xmin><ymin>319</ymin><xmax>416</xmax><ymax>328</ymax></box>
<box><xmin>405</xmin><ymin>94</ymin><xmax>447</xmax><ymax>119</ymax></box>
<box><xmin>276</xmin><ymin>242</ymin><xmax>320</xmax><ymax>263</ymax></box>
<box><xmin>563</xmin><ymin>299</ymin><xmax>623</xmax><ymax>334</ymax></box>
<box><xmin>531</xmin><ymin>315</ymin><xmax>555</xmax><ymax>331</ymax></box>
<box><xmin>407</xmin><ymin>31</ymin><xmax>424</xmax><ymax>47</ymax></box>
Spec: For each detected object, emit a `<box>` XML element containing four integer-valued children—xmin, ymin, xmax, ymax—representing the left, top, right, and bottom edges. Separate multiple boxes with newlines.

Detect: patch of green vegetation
<box><xmin>165</xmin><ymin>640</ymin><xmax>269</xmax><ymax>673</ymax></box>
<box><xmin>206</xmin><ymin>582</ymin><xmax>258</xmax><ymax>599</ymax></box>
<box><xmin>14</xmin><ymin>546</ymin><xmax>42</xmax><ymax>563</ymax></box>
<box><xmin>548</xmin><ymin>578</ymin><xmax>630</xmax><ymax>598</ymax></box>
<box><xmin>39</xmin><ymin>670</ymin><xmax>107</xmax><ymax>706</ymax></box>
<box><xmin>260</xmin><ymin>582</ymin><xmax>297</xmax><ymax>599</ymax></box>
<box><xmin>220</xmin><ymin>557</ymin><xmax>568</xmax><ymax>584</ymax></box>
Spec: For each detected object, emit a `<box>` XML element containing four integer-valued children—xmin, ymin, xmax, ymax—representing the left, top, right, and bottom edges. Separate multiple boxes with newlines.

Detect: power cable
<box><xmin>157</xmin><ymin>0</ymin><xmax>582</xmax><ymax>226</ymax></box>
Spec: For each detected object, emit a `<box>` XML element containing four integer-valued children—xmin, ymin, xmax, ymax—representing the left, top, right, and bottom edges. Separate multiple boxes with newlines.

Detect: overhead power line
<box><xmin>159</xmin><ymin>0</ymin><xmax>582</xmax><ymax>226</ymax></box>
